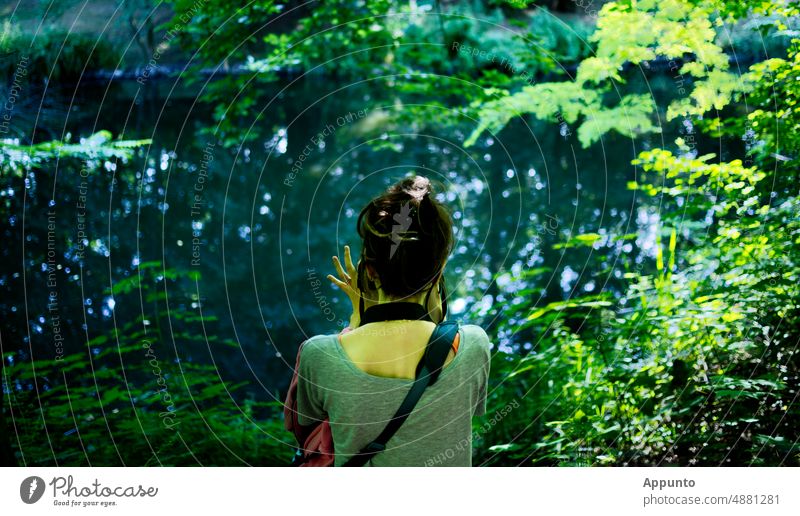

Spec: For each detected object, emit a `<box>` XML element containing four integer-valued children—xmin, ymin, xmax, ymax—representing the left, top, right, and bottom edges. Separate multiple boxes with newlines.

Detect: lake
<box><xmin>3</xmin><ymin>71</ymin><xmax>732</xmax><ymax>397</ymax></box>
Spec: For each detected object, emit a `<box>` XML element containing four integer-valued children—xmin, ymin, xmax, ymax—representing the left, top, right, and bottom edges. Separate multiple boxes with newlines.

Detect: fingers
<box><xmin>327</xmin><ymin>274</ymin><xmax>348</xmax><ymax>290</ymax></box>
<box><xmin>344</xmin><ymin>245</ymin><xmax>357</xmax><ymax>277</ymax></box>
<box><xmin>332</xmin><ymin>255</ymin><xmax>349</xmax><ymax>282</ymax></box>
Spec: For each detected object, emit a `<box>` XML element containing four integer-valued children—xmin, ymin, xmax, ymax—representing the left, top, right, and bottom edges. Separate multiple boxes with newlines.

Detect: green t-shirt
<box><xmin>295</xmin><ymin>324</ymin><xmax>491</xmax><ymax>466</ymax></box>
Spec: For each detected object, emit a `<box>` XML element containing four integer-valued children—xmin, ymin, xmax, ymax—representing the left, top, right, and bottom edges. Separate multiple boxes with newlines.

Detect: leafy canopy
<box><xmin>464</xmin><ymin>0</ymin><xmax>783</xmax><ymax>147</ymax></box>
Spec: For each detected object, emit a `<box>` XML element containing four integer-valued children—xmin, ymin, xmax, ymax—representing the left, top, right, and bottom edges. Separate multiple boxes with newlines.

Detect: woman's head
<box><xmin>356</xmin><ymin>176</ymin><xmax>454</xmax><ymax>302</ymax></box>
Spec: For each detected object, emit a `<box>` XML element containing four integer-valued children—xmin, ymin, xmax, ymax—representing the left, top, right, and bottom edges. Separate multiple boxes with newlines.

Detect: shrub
<box><xmin>0</xmin><ymin>22</ymin><xmax>120</xmax><ymax>81</ymax></box>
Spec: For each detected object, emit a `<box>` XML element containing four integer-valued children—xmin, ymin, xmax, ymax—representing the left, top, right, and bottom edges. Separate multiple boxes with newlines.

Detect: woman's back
<box><xmin>338</xmin><ymin>320</ymin><xmax>456</xmax><ymax>379</ymax></box>
<box><xmin>294</xmin><ymin>323</ymin><xmax>491</xmax><ymax>466</ymax></box>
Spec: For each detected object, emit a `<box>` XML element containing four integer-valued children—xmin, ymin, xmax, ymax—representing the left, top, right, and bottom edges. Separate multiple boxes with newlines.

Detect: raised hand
<box><xmin>327</xmin><ymin>245</ymin><xmax>363</xmax><ymax>328</ymax></box>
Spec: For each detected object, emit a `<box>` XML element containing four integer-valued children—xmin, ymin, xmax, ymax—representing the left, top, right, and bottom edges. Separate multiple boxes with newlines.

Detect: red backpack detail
<box><xmin>284</xmin><ymin>338</ymin><xmax>336</xmax><ymax>467</ymax></box>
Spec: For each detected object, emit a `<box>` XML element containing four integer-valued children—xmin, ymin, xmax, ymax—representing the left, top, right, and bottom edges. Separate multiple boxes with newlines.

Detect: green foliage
<box><xmin>698</xmin><ymin>38</ymin><xmax>800</xmax><ymax>183</ymax></box>
<box><xmin>478</xmin><ymin>147</ymin><xmax>799</xmax><ymax>465</ymax></box>
<box><xmin>463</xmin><ymin>81</ymin><xmax>658</xmax><ymax>147</ymax></box>
<box><xmin>740</xmin><ymin>40</ymin><xmax>800</xmax><ymax>165</ymax></box>
<box><xmin>715</xmin><ymin>11</ymin><xmax>799</xmax><ymax>62</ymax></box>
<box><xmin>1</xmin><ymin>131</ymin><xmax>152</xmax><ymax>178</ymax></box>
<box><xmin>0</xmin><ymin>21</ymin><xmax>120</xmax><ymax>81</ymax></box>
<box><xmin>464</xmin><ymin>0</ymin><xmax>796</xmax><ymax>147</ymax></box>
<box><xmin>397</xmin><ymin>8</ymin><xmax>594</xmax><ymax>79</ymax></box>
<box><xmin>473</xmin><ymin>1</ymin><xmax>800</xmax><ymax>464</ymax></box>
<box><xmin>164</xmin><ymin>0</ymin><xmax>396</xmax><ymax>145</ymax></box>
<box><xmin>162</xmin><ymin>1</ymin><xmax>597</xmax><ymax>146</ymax></box>
<box><xmin>525</xmin><ymin>11</ymin><xmax>595</xmax><ymax>65</ymax></box>
<box><xmin>258</xmin><ymin>0</ymin><xmax>396</xmax><ymax>74</ymax></box>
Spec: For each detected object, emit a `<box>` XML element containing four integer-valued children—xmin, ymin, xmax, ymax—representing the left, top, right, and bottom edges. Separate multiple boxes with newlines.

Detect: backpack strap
<box><xmin>342</xmin><ymin>320</ymin><xmax>460</xmax><ymax>467</ymax></box>
<box><xmin>414</xmin><ymin>320</ymin><xmax>459</xmax><ymax>385</ymax></box>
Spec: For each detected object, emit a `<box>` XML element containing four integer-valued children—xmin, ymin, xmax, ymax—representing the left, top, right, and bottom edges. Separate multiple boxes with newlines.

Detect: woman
<box><xmin>284</xmin><ymin>176</ymin><xmax>491</xmax><ymax>466</ymax></box>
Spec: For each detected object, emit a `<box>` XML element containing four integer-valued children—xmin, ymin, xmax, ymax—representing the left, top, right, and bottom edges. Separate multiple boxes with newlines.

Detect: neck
<box><xmin>360</xmin><ymin>300</ymin><xmax>433</xmax><ymax>325</ymax></box>
<box><xmin>376</xmin><ymin>291</ymin><xmax>426</xmax><ymax>305</ymax></box>
<box><xmin>359</xmin><ymin>283</ymin><xmax>440</xmax><ymax>326</ymax></box>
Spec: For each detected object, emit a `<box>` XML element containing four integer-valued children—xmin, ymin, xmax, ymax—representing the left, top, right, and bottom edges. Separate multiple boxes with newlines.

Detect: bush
<box><xmin>0</xmin><ymin>22</ymin><xmax>120</xmax><ymax>81</ymax></box>
<box><xmin>397</xmin><ymin>7</ymin><xmax>594</xmax><ymax>78</ymax></box>
<box><xmin>472</xmin><ymin>33</ymin><xmax>800</xmax><ymax>462</ymax></box>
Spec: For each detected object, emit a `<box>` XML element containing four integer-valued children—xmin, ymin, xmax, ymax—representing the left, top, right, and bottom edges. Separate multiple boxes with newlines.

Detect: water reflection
<box><xmin>4</xmin><ymin>75</ymin><xmax>708</xmax><ymax>398</ymax></box>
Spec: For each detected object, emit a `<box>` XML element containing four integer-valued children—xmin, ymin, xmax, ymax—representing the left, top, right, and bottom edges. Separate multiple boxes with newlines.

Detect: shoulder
<box><xmin>298</xmin><ymin>333</ymin><xmax>339</xmax><ymax>365</ymax></box>
<box><xmin>459</xmin><ymin>324</ymin><xmax>491</xmax><ymax>346</ymax></box>
<box><xmin>457</xmin><ymin>324</ymin><xmax>492</xmax><ymax>358</ymax></box>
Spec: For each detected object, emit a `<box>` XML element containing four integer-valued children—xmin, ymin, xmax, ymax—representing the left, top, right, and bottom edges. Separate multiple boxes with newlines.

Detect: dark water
<box><xmin>3</xmin><ymin>73</ymin><xmax>723</xmax><ymax>396</ymax></box>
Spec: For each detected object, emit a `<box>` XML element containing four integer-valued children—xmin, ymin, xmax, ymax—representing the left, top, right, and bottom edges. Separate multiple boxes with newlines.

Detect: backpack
<box><xmin>284</xmin><ymin>320</ymin><xmax>460</xmax><ymax>467</ymax></box>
